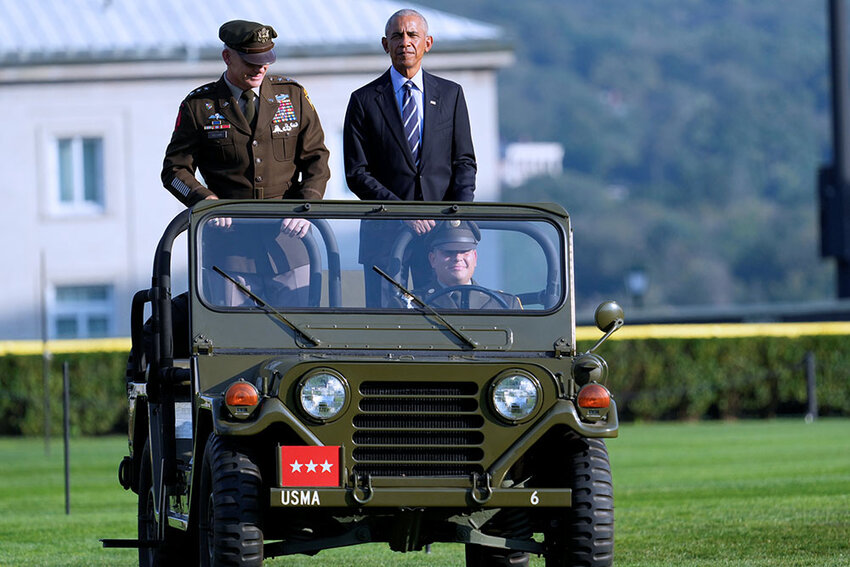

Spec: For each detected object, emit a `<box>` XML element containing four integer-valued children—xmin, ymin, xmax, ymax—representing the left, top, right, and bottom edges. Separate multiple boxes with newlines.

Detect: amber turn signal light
<box><xmin>577</xmin><ymin>383</ymin><xmax>611</xmax><ymax>409</ymax></box>
<box><xmin>225</xmin><ymin>381</ymin><xmax>260</xmax><ymax>419</ymax></box>
<box><xmin>226</xmin><ymin>381</ymin><xmax>259</xmax><ymax>406</ymax></box>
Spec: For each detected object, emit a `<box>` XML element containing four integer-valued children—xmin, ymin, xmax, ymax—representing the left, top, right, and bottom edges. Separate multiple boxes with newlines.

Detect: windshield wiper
<box><xmin>212</xmin><ymin>265</ymin><xmax>321</xmax><ymax>346</ymax></box>
<box><xmin>372</xmin><ymin>266</ymin><xmax>479</xmax><ymax>349</ymax></box>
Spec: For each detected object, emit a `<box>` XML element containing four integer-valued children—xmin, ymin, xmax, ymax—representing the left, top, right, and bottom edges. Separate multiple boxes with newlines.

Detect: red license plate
<box><xmin>279</xmin><ymin>445</ymin><xmax>341</xmax><ymax>487</ymax></box>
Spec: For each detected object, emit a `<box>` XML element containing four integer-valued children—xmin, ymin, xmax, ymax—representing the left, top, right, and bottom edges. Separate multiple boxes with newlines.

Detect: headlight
<box><xmin>298</xmin><ymin>370</ymin><xmax>348</xmax><ymax>421</ymax></box>
<box><xmin>491</xmin><ymin>372</ymin><xmax>540</xmax><ymax>423</ymax></box>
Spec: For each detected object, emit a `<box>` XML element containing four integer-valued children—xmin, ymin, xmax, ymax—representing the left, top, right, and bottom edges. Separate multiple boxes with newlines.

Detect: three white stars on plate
<box><xmin>289</xmin><ymin>459</ymin><xmax>334</xmax><ymax>473</ymax></box>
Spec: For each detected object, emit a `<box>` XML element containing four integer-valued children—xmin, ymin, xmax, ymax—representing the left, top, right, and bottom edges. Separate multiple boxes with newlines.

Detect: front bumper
<box><xmin>270</xmin><ymin>485</ymin><xmax>570</xmax><ymax>508</ymax></box>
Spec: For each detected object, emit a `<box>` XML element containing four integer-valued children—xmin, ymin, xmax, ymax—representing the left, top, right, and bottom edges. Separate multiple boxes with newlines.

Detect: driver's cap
<box><xmin>427</xmin><ymin>220</ymin><xmax>480</xmax><ymax>252</ymax></box>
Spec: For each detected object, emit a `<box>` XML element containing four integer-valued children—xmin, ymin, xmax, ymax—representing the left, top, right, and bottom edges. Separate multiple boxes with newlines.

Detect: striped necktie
<box><xmin>402</xmin><ymin>81</ymin><xmax>420</xmax><ymax>166</ymax></box>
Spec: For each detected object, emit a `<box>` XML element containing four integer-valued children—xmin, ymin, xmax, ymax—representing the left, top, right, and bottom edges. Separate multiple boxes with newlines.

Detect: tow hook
<box><xmin>351</xmin><ymin>473</ymin><xmax>373</xmax><ymax>504</ymax></box>
<box><xmin>470</xmin><ymin>472</ymin><xmax>492</xmax><ymax>504</ymax></box>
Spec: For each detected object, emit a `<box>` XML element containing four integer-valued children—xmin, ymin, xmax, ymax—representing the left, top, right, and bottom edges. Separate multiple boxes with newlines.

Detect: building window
<box><xmin>51</xmin><ymin>284</ymin><xmax>113</xmax><ymax>339</ymax></box>
<box><xmin>55</xmin><ymin>136</ymin><xmax>105</xmax><ymax>212</ymax></box>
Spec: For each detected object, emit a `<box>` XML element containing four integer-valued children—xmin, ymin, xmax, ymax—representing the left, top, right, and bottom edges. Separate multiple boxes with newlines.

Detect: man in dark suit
<box><xmin>343</xmin><ymin>8</ymin><xmax>477</xmax><ymax>306</ymax></box>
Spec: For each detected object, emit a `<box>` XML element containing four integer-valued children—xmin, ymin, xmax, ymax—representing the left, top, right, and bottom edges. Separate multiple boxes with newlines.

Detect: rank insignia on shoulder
<box><xmin>189</xmin><ymin>84</ymin><xmax>214</xmax><ymax>97</ymax></box>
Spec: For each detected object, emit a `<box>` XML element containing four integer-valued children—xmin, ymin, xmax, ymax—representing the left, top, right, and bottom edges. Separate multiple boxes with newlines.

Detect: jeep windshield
<box><xmin>195</xmin><ymin>205</ymin><xmax>565</xmax><ymax>314</ymax></box>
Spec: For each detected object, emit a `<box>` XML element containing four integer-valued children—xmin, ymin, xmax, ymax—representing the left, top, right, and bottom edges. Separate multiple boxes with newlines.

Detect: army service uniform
<box><xmin>161</xmin><ymin>74</ymin><xmax>330</xmax><ymax>206</ymax></box>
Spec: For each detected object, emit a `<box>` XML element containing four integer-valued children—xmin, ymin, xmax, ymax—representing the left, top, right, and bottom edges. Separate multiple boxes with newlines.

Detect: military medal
<box><xmin>204</xmin><ymin>121</ymin><xmax>230</xmax><ymax>130</ymax></box>
<box><xmin>273</xmin><ymin>93</ymin><xmax>298</xmax><ymax>124</ymax></box>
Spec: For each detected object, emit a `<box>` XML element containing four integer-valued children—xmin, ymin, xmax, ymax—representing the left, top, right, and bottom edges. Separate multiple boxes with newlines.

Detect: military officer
<box><xmin>161</xmin><ymin>20</ymin><xmax>330</xmax><ymax>307</ymax></box>
<box><xmin>415</xmin><ymin>221</ymin><xmax>523</xmax><ymax>310</ymax></box>
<box><xmin>162</xmin><ymin>19</ymin><xmax>330</xmax><ymax>207</ymax></box>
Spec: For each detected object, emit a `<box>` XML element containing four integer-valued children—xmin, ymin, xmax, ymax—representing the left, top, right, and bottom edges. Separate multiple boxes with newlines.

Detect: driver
<box><xmin>416</xmin><ymin>220</ymin><xmax>522</xmax><ymax>309</ymax></box>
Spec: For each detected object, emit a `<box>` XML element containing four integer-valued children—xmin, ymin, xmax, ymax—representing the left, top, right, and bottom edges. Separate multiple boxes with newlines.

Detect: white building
<box><xmin>0</xmin><ymin>0</ymin><xmax>512</xmax><ymax>340</ymax></box>
<box><xmin>501</xmin><ymin>142</ymin><xmax>564</xmax><ymax>188</ymax></box>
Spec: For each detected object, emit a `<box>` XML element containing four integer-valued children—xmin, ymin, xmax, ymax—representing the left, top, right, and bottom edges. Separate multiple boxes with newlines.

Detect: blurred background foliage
<box><xmin>419</xmin><ymin>0</ymin><xmax>835</xmax><ymax>312</ymax></box>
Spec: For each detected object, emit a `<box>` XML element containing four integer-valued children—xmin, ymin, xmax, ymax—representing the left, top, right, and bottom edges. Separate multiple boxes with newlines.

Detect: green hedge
<box><xmin>0</xmin><ymin>335</ymin><xmax>847</xmax><ymax>436</ymax></box>
<box><xmin>581</xmin><ymin>335</ymin><xmax>850</xmax><ymax>420</ymax></box>
<box><xmin>0</xmin><ymin>352</ymin><xmax>127</xmax><ymax>436</ymax></box>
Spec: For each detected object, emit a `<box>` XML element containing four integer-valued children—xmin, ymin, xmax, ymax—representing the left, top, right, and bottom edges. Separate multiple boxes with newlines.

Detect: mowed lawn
<box><xmin>0</xmin><ymin>419</ymin><xmax>847</xmax><ymax>566</ymax></box>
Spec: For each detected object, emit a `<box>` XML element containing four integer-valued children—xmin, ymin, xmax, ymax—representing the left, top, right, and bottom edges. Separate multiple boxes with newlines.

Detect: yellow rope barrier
<box><xmin>0</xmin><ymin>338</ymin><xmax>132</xmax><ymax>356</ymax></box>
<box><xmin>574</xmin><ymin>321</ymin><xmax>850</xmax><ymax>341</ymax></box>
<box><xmin>2</xmin><ymin>321</ymin><xmax>850</xmax><ymax>356</ymax></box>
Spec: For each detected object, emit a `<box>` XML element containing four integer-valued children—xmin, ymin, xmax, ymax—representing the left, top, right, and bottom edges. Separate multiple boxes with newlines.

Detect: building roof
<box><xmin>0</xmin><ymin>0</ymin><xmax>506</xmax><ymax>65</ymax></box>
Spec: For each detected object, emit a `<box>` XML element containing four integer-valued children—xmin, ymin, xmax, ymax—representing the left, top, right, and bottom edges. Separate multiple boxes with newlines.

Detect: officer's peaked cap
<box><xmin>427</xmin><ymin>220</ymin><xmax>481</xmax><ymax>251</ymax></box>
<box><xmin>220</xmin><ymin>20</ymin><xmax>278</xmax><ymax>65</ymax></box>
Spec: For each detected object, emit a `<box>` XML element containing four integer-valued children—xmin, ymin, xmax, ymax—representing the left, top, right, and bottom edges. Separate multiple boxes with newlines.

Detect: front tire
<box><xmin>199</xmin><ymin>433</ymin><xmax>264</xmax><ymax>566</ymax></box>
<box><xmin>544</xmin><ymin>437</ymin><xmax>614</xmax><ymax>567</ymax></box>
<box><xmin>138</xmin><ymin>439</ymin><xmax>193</xmax><ymax>566</ymax></box>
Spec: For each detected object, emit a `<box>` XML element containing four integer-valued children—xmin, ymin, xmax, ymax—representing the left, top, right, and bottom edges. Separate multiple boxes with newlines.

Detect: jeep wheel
<box><xmin>138</xmin><ymin>439</ymin><xmax>193</xmax><ymax>567</ymax></box>
<box><xmin>544</xmin><ymin>437</ymin><xmax>614</xmax><ymax>567</ymax></box>
<box><xmin>199</xmin><ymin>433</ymin><xmax>264</xmax><ymax>567</ymax></box>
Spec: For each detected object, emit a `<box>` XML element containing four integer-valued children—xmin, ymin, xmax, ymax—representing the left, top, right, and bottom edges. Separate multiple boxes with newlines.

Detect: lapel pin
<box><xmin>430</xmin><ymin>100</ymin><xmax>437</xmax><ymax>105</ymax></box>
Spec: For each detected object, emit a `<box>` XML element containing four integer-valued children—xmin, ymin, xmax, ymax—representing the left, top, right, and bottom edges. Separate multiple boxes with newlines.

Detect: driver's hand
<box><xmin>404</xmin><ymin>219</ymin><xmax>436</xmax><ymax>235</ymax></box>
<box><xmin>204</xmin><ymin>195</ymin><xmax>233</xmax><ymax>228</ymax></box>
<box><xmin>281</xmin><ymin>218</ymin><xmax>311</xmax><ymax>238</ymax></box>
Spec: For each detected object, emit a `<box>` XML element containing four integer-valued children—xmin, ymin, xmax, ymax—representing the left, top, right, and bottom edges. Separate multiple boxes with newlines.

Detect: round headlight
<box><xmin>299</xmin><ymin>371</ymin><xmax>347</xmax><ymax>421</ymax></box>
<box><xmin>491</xmin><ymin>373</ymin><xmax>540</xmax><ymax>422</ymax></box>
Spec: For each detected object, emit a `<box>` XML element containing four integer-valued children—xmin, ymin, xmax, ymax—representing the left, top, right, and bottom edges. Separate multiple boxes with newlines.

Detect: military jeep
<box><xmin>105</xmin><ymin>200</ymin><xmax>624</xmax><ymax>566</ymax></box>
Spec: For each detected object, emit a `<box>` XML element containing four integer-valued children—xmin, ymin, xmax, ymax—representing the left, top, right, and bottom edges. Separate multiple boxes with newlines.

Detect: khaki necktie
<box><xmin>241</xmin><ymin>89</ymin><xmax>257</xmax><ymax>129</ymax></box>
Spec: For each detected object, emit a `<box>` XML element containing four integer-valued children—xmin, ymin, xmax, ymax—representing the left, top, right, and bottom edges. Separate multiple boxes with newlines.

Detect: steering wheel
<box><xmin>425</xmin><ymin>284</ymin><xmax>510</xmax><ymax>309</ymax></box>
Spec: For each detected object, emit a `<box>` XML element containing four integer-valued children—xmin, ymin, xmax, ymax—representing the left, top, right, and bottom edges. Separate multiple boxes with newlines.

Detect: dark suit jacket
<box><xmin>343</xmin><ymin>69</ymin><xmax>477</xmax><ymax>263</ymax></box>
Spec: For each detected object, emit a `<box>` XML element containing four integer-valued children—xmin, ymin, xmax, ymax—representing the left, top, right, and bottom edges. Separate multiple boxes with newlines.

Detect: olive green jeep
<box><xmin>104</xmin><ymin>200</ymin><xmax>624</xmax><ymax>566</ymax></box>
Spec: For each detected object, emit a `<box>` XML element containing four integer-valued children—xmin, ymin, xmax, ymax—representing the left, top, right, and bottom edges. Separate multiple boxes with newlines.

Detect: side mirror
<box><xmin>595</xmin><ymin>300</ymin><xmax>625</xmax><ymax>333</ymax></box>
<box><xmin>586</xmin><ymin>300</ymin><xmax>625</xmax><ymax>354</ymax></box>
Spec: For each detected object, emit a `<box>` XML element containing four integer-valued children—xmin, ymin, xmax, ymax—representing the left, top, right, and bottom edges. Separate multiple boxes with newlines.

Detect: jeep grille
<box><xmin>352</xmin><ymin>381</ymin><xmax>485</xmax><ymax>477</ymax></box>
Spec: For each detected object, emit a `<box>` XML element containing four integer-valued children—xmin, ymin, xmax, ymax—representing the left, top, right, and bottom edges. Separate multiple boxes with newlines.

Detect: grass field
<box><xmin>1</xmin><ymin>419</ymin><xmax>848</xmax><ymax>566</ymax></box>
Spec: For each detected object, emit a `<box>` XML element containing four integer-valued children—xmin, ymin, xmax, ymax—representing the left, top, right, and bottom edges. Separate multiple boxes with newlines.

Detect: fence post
<box><xmin>63</xmin><ymin>360</ymin><xmax>71</xmax><ymax>514</ymax></box>
<box><xmin>805</xmin><ymin>351</ymin><xmax>818</xmax><ymax>423</ymax></box>
<box><xmin>43</xmin><ymin>350</ymin><xmax>51</xmax><ymax>455</ymax></box>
